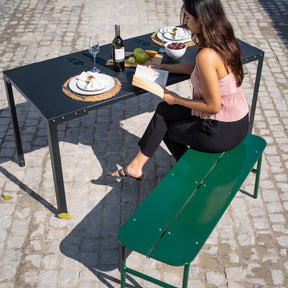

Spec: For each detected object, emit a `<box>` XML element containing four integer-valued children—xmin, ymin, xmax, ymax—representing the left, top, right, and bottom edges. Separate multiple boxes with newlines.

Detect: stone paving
<box><xmin>0</xmin><ymin>0</ymin><xmax>287</xmax><ymax>287</ymax></box>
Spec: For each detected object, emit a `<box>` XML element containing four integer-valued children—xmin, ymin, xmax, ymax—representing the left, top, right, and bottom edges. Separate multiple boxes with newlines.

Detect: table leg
<box><xmin>248</xmin><ymin>52</ymin><xmax>264</xmax><ymax>134</ymax></box>
<box><xmin>4</xmin><ymin>77</ymin><xmax>25</xmax><ymax>167</ymax></box>
<box><xmin>46</xmin><ymin>120</ymin><xmax>68</xmax><ymax>214</ymax></box>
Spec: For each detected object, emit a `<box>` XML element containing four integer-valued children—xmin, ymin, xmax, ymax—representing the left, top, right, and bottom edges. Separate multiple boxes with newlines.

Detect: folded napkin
<box><xmin>78</xmin><ymin>71</ymin><xmax>105</xmax><ymax>90</ymax></box>
<box><xmin>175</xmin><ymin>28</ymin><xmax>189</xmax><ymax>40</ymax></box>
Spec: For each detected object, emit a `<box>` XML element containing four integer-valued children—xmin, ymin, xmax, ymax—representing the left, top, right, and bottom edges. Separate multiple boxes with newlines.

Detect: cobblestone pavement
<box><xmin>0</xmin><ymin>0</ymin><xmax>287</xmax><ymax>287</ymax></box>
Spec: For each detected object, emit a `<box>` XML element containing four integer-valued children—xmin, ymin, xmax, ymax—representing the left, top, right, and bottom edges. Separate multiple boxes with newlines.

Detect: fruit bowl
<box><xmin>165</xmin><ymin>42</ymin><xmax>186</xmax><ymax>59</ymax></box>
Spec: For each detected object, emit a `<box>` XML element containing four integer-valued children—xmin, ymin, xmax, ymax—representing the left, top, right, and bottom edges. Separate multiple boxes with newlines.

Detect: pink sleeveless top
<box><xmin>190</xmin><ymin>62</ymin><xmax>249</xmax><ymax>122</ymax></box>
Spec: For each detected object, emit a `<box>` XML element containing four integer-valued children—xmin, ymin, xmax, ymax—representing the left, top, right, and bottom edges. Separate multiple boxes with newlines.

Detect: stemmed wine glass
<box><xmin>158</xmin><ymin>20</ymin><xmax>169</xmax><ymax>53</ymax></box>
<box><xmin>88</xmin><ymin>36</ymin><xmax>100</xmax><ymax>73</ymax></box>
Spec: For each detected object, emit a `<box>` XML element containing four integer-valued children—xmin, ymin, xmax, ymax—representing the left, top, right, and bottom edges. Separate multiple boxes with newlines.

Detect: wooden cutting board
<box><xmin>106</xmin><ymin>52</ymin><xmax>163</xmax><ymax>68</ymax></box>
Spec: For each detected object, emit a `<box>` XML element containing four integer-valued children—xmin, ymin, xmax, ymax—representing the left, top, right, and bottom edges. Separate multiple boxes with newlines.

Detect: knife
<box><xmin>62</xmin><ymin>86</ymin><xmax>85</xmax><ymax>100</ymax></box>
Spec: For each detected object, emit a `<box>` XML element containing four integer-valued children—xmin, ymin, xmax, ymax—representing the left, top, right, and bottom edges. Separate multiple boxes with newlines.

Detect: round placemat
<box><xmin>62</xmin><ymin>75</ymin><xmax>121</xmax><ymax>102</ymax></box>
<box><xmin>151</xmin><ymin>31</ymin><xmax>197</xmax><ymax>47</ymax></box>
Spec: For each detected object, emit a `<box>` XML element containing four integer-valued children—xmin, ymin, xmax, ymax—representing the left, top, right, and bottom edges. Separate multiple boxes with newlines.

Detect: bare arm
<box><xmin>150</xmin><ymin>62</ymin><xmax>195</xmax><ymax>75</ymax></box>
<box><xmin>163</xmin><ymin>49</ymin><xmax>222</xmax><ymax>114</ymax></box>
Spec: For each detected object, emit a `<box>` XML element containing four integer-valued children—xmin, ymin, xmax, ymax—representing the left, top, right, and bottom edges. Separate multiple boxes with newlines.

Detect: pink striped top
<box><xmin>190</xmin><ymin>65</ymin><xmax>249</xmax><ymax>122</ymax></box>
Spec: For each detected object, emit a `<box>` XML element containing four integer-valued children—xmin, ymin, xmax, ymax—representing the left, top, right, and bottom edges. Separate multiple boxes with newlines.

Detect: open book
<box><xmin>132</xmin><ymin>65</ymin><xmax>169</xmax><ymax>98</ymax></box>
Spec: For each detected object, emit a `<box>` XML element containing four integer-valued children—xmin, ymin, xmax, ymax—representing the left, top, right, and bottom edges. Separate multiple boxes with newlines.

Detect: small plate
<box><xmin>164</xmin><ymin>27</ymin><xmax>191</xmax><ymax>41</ymax></box>
<box><xmin>157</xmin><ymin>28</ymin><xmax>191</xmax><ymax>43</ymax></box>
<box><xmin>69</xmin><ymin>74</ymin><xmax>115</xmax><ymax>96</ymax></box>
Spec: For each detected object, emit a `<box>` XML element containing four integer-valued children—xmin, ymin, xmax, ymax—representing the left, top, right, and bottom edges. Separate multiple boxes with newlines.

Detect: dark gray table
<box><xmin>3</xmin><ymin>32</ymin><xmax>264</xmax><ymax>214</ymax></box>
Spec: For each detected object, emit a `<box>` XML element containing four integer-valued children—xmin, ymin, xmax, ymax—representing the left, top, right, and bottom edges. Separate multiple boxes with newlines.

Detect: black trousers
<box><xmin>138</xmin><ymin>101</ymin><xmax>249</xmax><ymax>161</ymax></box>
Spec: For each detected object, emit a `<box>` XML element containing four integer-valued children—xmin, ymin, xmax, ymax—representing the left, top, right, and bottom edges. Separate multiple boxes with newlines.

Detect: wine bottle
<box><xmin>112</xmin><ymin>24</ymin><xmax>125</xmax><ymax>72</ymax></box>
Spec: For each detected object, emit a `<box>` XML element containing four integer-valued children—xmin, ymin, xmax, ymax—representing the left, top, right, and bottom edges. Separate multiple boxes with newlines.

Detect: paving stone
<box><xmin>0</xmin><ymin>0</ymin><xmax>288</xmax><ymax>287</ymax></box>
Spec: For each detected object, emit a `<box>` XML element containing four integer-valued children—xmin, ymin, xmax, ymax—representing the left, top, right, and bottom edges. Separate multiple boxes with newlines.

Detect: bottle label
<box><xmin>114</xmin><ymin>47</ymin><xmax>125</xmax><ymax>62</ymax></box>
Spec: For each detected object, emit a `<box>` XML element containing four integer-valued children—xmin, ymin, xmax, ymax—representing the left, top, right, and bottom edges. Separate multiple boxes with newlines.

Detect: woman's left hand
<box><xmin>163</xmin><ymin>88</ymin><xmax>179</xmax><ymax>105</ymax></box>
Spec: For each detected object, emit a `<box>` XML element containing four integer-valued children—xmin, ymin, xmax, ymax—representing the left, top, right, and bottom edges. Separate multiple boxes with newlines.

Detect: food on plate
<box><xmin>87</xmin><ymin>75</ymin><xmax>95</xmax><ymax>82</ymax></box>
<box><xmin>171</xmin><ymin>28</ymin><xmax>178</xmax><ymax>35</ymax></box>
<box><xmin>167</xmin><ymin>42</ymin><xmax>185</xmax><ymax>50</ymax></box>
<box><xmin>145</xmin><ymin>50</ymin><xmax>158</xmax><ymax>57</ymax></box>
<box><xmin>77</xmin><ymin>71</ymin><xmax>105</xmax><ymax>91</ymax></box>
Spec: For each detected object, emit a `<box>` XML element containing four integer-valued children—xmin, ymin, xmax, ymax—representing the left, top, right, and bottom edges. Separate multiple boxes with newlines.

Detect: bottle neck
<box><xmin>115</xmin><ymin>25</ymin><xmax>120</xmax><ymax>37</ymax></box>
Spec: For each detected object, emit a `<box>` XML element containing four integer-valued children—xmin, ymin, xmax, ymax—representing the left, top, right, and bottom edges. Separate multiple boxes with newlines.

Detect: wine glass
<box><xmin>88</xmin><ymin>36</ymin><xmax>100</xmax><ymax>73</ymax></box>
<box><xmin>158</xmin><ymin>20</ymin><xmax>169</xmax><ymax>53</ymax></box>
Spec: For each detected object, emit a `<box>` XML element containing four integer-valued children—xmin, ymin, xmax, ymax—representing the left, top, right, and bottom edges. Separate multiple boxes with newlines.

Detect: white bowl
<box><xmin>165</xmin><ymin>42</ymin><xmax>187</xmax><ymax>59</ymax></box>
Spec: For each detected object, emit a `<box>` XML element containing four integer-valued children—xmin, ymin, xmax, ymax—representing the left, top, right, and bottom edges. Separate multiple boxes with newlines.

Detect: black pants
<box><xmin>138</xmin><ymin>101</ymin><xmax>249</xmax><ymax>161</ymax></box>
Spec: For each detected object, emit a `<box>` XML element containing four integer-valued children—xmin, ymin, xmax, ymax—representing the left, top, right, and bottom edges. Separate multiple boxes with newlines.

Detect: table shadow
<box><xmin>0</xmin><ymin>93</ymin><xmax>172</xmax><ymax>287</ymax></box>
<box><xmin>58</xmin><ymin>95</ymin><xmax>166</xmax><ymax>287</ymax></box>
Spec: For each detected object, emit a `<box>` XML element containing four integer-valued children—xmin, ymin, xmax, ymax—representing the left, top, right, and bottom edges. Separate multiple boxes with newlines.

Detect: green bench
<box><xmin>118</xmin><ymin>133</ymin><xmax>266</xmax><ymax>288</ymax></box>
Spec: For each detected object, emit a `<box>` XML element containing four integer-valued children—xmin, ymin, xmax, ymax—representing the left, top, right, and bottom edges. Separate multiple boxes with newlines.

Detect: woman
<box><xmin>110</xmin><ymin>0</ymin><xmax>249</xmax><ymax>179</ymax></box>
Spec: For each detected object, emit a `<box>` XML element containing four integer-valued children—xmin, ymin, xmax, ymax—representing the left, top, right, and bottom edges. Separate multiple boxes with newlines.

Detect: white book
<box><xmin>132</xmin><ymin>65</ymin><xmax>169</xmax><ymax>98</ymax></box>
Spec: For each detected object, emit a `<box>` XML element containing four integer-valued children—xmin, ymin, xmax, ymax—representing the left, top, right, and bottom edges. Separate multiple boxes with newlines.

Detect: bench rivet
<box><xmin>195</xmin><ymin>241</ymin><xmax>199</xmax><ymax>245</ymax></box>
<box><xmin>171</xmin><ymin>173</ymin><xmax>174</xmax><ymax>176</ymax></box>
<box><xmin>168</xmin><ymin>232</ymin><xmax>171</xmax><ymax>235</ymax></box>
<box><xmin>204</xmin><ymin>184</ymin><xmax>206</xmax><ymax>187</ymax></box>
<box><xmin>133</xmin><ymin>218</ymin><xmax>136</xmax><ymax>221</ymax></box>
<box><xmin>255</xmin><ymin>150</ymin><xmax>258</xmax><ymax>153</ymax></box>
<box><xmin>228</xmin><ymin>191</ymin><xmax>231</xmax><ymax>194</ymax></box>
<box><xmin>195</xmin><ymin>181</ymin><xmax>198</xmax><ymax>184</ymax></box>
<box><xmin>159</xmin><ymin>228</ymin><xmax>162</xmax><ymax>231</ymax></box>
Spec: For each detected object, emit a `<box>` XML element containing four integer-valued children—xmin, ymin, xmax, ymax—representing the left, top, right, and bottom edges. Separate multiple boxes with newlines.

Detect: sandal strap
<box><xmin>119</xmin><ymin>168</ymin><xmax>129</xmax><ymax>177</ymax></box>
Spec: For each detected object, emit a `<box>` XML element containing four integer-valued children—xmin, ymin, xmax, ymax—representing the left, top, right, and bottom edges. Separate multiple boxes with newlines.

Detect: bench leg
<box><xmin>121</xmin><ymin>245</ymin><xmax>127</xmax><ymax>288</ymax></box>
<box><xmin>253</xmin><ymin>154</ymin><xmax>263</xmax><ymax>199</ymax></box>
<box><xmin>182</xmin><ymin>263</ymin><xmax>190</xmax><ymax>288</ymax></box>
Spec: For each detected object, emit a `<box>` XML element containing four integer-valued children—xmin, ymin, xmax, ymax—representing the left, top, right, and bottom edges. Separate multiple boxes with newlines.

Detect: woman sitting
<box><xmin>110</xmin><ymin>0</ymin><xmax>249</xmax><ymax>179</ymax></box>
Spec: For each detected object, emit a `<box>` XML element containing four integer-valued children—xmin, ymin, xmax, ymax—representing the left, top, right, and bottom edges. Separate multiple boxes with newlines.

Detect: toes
<box><xmin>108</xmin><ymin>168</ymin><xmax>127</xmax><ymax>178</ymax></box>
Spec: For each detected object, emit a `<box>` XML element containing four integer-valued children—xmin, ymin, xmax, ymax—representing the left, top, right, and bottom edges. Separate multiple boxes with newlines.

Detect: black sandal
<box><xmin>108</xmin><ymin>167</ymin><xmax>142</xmax><ymax>181</ymax></box>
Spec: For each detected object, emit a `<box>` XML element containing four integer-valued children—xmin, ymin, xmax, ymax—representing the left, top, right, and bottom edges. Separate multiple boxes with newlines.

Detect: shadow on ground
<box><xmin>258</xmin><ymin>0</ymin><xmax>288</xmax><ymax>49</ymax></box>
<box><xmin>0</xmin><ymin>93</ymin><xmax>170</xmax><ymax>287</ymax></box>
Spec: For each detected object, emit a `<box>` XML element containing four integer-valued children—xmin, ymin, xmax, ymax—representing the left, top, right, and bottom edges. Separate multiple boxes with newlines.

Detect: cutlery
<box><xmin>62</xmin><ymin>86</ymin><xmax>85</xmax><ymax>100</ymax></box>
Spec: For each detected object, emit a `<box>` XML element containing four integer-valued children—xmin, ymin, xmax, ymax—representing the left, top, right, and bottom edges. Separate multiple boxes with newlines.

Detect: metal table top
<box><xmin>3</xmin><ymin>33</ymin><xmax>263</xmax><ymax>124</ymax></box>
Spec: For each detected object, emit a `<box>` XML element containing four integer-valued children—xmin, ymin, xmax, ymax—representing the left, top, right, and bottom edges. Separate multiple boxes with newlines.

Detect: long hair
<box><xmin>181</xmin><ymin>0</ymin><xmax>244</xmax><ymax>86</ymax></box>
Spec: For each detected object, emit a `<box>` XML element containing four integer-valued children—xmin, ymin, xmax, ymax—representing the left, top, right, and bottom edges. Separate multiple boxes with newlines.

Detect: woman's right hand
<box><xmin>163</xmin><ymin>87</ymin><xmax>181</xmax><ymax>105</ymax></box>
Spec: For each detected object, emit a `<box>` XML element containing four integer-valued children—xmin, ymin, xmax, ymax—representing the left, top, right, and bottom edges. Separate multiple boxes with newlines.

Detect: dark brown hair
<box><xmin>181</xmin><ymin>0</ymin><xmax>244</xmax><ymax>86</ymax></box>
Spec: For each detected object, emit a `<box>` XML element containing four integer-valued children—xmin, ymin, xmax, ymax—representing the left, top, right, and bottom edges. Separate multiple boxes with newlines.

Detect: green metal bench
<box><xmin>118</xmin><ymin>133</ymin><xmax>266</xmax><ymax>288</ymax></box>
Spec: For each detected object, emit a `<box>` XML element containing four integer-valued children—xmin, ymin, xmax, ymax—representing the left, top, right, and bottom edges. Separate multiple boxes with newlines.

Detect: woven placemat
<box><xmin>151</xmin><ymin>31</ymin><xmax>197</xmax><ymax>47</ymax></box>
<box><xmin>62</xmin><ymin>75</ymin><xmax>121</xmax><ymax>102</ymax></box>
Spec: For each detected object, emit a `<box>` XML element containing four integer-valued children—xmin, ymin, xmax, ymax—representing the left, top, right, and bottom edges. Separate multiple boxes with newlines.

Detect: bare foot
<box><xmin>125</xmin><ymin>164</ymin><xmax>143</xmax><ymax>179</ymax></box>
<box><xmin>109</xmin><ymin>167</ymin><xmax>142</xmax><ymax>179</ymax></box>
<box><xmin>109</xmin><ymin>151</ymin><xmax>149</xmax><ymax>179</ymax></box>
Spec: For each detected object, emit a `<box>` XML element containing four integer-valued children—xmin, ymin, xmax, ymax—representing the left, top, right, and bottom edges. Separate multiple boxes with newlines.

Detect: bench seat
<box><xmin>118</xmin><ymin>134</ymin><xmax>266</xmax><ymax>288</ymax></box>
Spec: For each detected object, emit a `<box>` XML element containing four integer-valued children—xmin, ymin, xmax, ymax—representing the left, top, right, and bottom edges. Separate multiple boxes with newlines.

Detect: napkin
<box><xmin>78</xmin><ymin>71</ymin><xmax>105</xmax><ymax>90</ymax></box>
<box><xmin>175</xmin><ymin>28</ymin><xmax>189</xmax><ymax>40</ymax></box>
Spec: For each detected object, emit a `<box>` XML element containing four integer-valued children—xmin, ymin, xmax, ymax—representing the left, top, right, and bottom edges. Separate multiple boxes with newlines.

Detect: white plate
<box><xmin>157</xmin><ymin>27</ymin><xmax>191</xmax><ymax>43</ymax></box>
<box><xmin>69</xmin><ymin>74</ymin><xmax>115</xmax><ymax>95</ymax></box>
<box><xmin>157</xmin><ymin>31</ymin><xmax>191</xmax><ymax>43</ymax></box>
